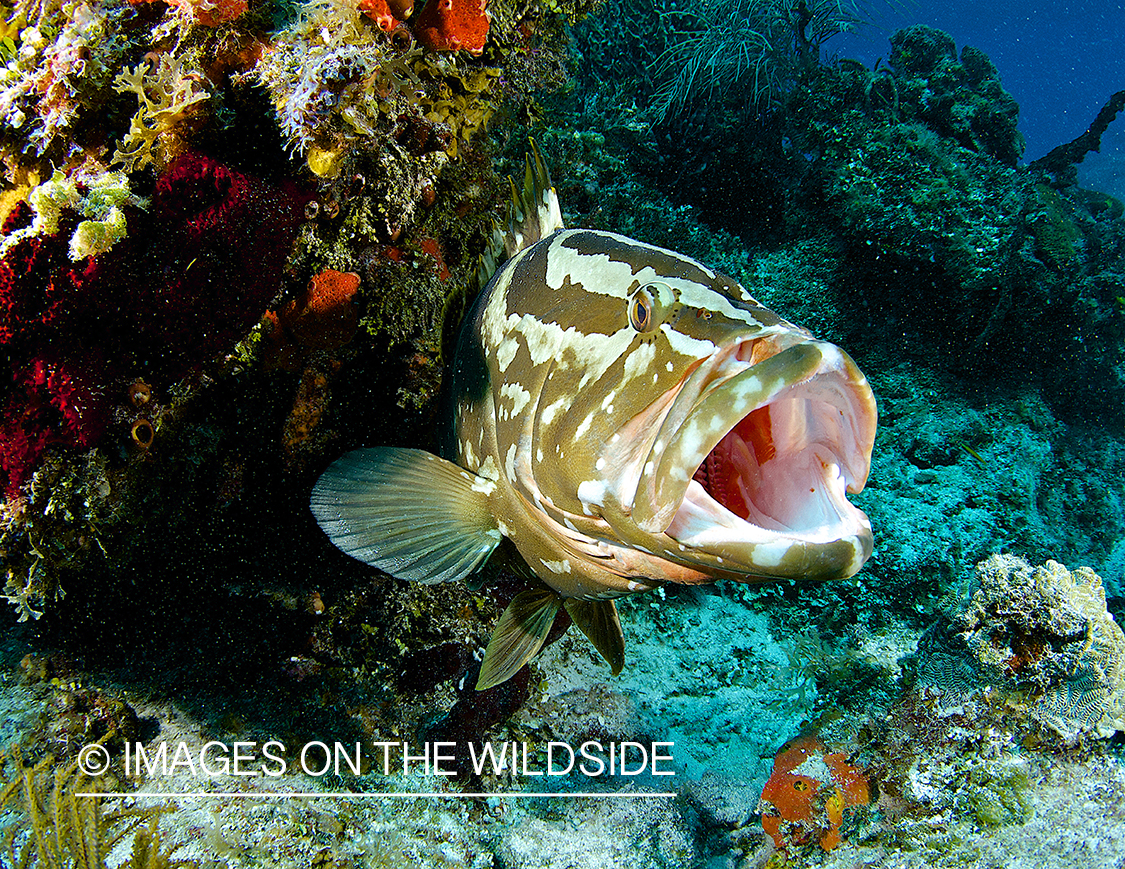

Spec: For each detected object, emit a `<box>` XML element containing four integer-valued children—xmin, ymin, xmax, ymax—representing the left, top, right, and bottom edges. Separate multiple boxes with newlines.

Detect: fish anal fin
<box><xmin>476</xmin><ymin>588</ymin><xmax>562</xmax><ymax>691</ymax></box>
<box><xmin>564</xmin><ymin>599</ymin><xmax>625</xmax><ymax>676</ymax></box>
<box><xmin>310</xmin><ymin>447</ymin><xmax>500</xmax><ymax>584</ymax></box>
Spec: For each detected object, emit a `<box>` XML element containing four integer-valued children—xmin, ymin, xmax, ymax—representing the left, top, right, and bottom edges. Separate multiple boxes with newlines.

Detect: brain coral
<box><xmin>917</xmin><ymin>554</ymin><xmax>1125</xmax><ymax>742</ymax></box>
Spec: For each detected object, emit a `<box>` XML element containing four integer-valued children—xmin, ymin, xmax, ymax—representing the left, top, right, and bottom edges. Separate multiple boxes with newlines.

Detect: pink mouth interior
<box><xmin>691</xmin><ymin>406</ymin><xmax>774</xmax><ymax>521</ymax></box>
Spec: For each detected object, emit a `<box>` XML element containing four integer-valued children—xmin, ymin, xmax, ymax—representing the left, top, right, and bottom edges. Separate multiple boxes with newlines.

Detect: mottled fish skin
<box><xmin>445</xmin><ymin>228</ymin><xmax>877</xmax><ymax>602</ymax></box>
<box><xmin>310</xmin><ymin>154</ymin><xmax>876</xmax><ymax>689</ymax></box>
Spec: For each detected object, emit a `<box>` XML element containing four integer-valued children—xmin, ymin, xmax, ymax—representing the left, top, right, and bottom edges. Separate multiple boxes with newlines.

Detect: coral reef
<box><xmin>572</xmin><ymin>9</ymin><xmax>1125</xmax><ymax>425</ymax></box>
<box><xmin>254</xmin><ymin>0</ymin><xmax>500</xmax><ymax>164</ymax></box>
<box><xmin>0</xmin><ymin>0</ymin><xmax>133</xmax><ymax>160</ymax></box>
<box><xmin>888</xmin><ymin>24</ymin><xmax>1024</xmax><ymax>166</ymax></box>
<box><xmin>0</xmin><ymin>153</ymin><xmax>308</xmax><ymax>494</ymax></box>
<box><xmin>917</xmin><ymin>554</ymin><xmax>1125</xmax><ymax>742</ymax></box>
<box><xmin>1</xmin><ymin>153</ymin><xmax>309</xmax><ymax>615</ymax></box>
<box><xmin>0</xmin><ymin>1</ymin><xmax>1123</xmax><ymax>867</ymax></box>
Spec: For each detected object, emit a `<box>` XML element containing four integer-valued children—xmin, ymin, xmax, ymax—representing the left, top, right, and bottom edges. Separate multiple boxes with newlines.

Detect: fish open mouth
<box><xmin>632</xmin><ymin>337</ymin><xmax>877</xmax><ymax>580</ymax></box>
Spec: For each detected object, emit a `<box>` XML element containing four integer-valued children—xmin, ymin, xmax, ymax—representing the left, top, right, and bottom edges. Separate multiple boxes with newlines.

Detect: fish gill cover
<box><xmin>0</xmin><ymin>0</ymin><xmax>1124</xmax><ymax>867</ymax></box>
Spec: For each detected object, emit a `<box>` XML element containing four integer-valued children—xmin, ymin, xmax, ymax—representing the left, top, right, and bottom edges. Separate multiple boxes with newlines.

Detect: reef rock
<box><xmin>917</xmin><ymin>554</ymin><xmax>1125</xmax><ymax>742</ymax></box>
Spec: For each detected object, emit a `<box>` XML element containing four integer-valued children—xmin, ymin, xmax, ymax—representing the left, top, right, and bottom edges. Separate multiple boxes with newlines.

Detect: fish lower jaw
<box><xmin>668</xmin><ymin>469</ymin><xmax>868</xmax><ymax>543</ymax></box>
<box><xmin>665</xmin><ymin>476</ymin><xmax>873</xmax><ymax>579</ymax></box>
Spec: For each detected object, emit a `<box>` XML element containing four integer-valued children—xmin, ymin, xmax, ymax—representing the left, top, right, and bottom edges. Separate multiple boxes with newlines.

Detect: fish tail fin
<box><xmin>476</xmin><ymin>588</ymin><xmax>563</xmax><ymax>691</ymax></box>
<box><xmin>310</xmin><ymin>447</ymin><xmax>501</xmax><ymax>584</ymax></box>
<box><xmin>564</xmin><ymin>599</ymin><xmax>625</xmax><ymax>676</ymax></box>
<box><xmin>475</xmin><ymin>139</ymin><xmax>564</xmax><ymax>291</ymax></box>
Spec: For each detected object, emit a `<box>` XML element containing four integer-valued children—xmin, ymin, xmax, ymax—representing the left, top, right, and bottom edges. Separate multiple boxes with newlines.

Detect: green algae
<box><xmin>1028</xmin><ymin>183</ymin><xmax>1083</xmax><ymax>270</ymax></box>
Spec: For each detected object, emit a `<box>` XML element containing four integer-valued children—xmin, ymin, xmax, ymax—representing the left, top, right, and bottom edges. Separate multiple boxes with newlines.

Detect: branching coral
<box><xmin>0</xmin><ymin>748</ymin><xmax>191</xmax><ymax>869</ymax></box>
<box><xmin>112</xmin><ymin>54</ymin><xmax>210</xmax><ymax>173</ymax></box>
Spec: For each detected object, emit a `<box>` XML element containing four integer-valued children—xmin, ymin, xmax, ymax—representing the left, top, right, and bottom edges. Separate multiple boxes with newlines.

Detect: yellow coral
<box><xmin>111</xmin><ymin>55</ymin><xmax>210</xmax><ymax>173</ymax></box>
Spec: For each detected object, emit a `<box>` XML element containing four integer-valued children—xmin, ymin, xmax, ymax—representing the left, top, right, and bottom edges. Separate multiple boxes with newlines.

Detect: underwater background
<box><xmin>1</xmin><ymin>0</ymin><xmax>1124</xmax><ymax>866</ymax></box>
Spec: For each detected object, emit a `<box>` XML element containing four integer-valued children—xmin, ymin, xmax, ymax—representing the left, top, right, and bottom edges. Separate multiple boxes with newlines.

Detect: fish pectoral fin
<box><xmin>310</xmin><ymin>447</ymin><xmax>501</xmax><ymax>584</ymax></box>
<box><xmin>476</xmin><ymin>588</ymin><xmax>562</xmax><ymax>691</ymax></box>
<box><xmin>564</xmin><ymin>599</ymin><xmax>625</xmax><ymax>676</ymax></box>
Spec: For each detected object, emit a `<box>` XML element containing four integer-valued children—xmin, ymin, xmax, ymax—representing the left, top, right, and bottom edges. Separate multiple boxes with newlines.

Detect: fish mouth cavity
<box><xmin>632</xmin><ymin>336</ymin><xmax>877</xmax><ymax>577</ymax></box>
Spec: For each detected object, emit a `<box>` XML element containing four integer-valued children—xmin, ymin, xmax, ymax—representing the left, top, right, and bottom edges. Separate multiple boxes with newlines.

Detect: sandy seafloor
<box><xmin>3</xmin><ymin>0</ymin><xmax>1125</xmax><ymax>867</ymax></box>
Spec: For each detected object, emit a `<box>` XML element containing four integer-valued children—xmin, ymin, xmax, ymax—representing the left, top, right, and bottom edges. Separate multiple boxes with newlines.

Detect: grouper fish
<box><xmin>310</xmin><ymin>148</ymin><xmax>877</xmax><ymax>691</ymax></box>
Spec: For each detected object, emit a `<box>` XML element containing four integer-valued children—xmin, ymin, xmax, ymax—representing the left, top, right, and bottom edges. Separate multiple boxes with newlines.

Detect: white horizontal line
<box><xmin>77</xmin><ymin>791</ymin><xmax>678</xmax><ymax>800</ymax></box>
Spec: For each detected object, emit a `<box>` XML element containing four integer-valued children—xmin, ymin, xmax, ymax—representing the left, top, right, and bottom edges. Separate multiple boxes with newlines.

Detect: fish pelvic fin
<box><xmin>475</xmin><ymin>139</ymin><xmax>564</xmax><ymax>292</ymax></box>
<box><xmin>310</xmin><ymin>447</ymin><xmax>501</xmax><ymax>584</ymax></box>
<box><xmin>476</xmin><ymin>588</ymin><xmax>563</xmax><ymax>691</ymax></box>
<box><xmin>564</xmin><ymin>599</ymin><xmax>625</xmax><ymax>676</ymax></box>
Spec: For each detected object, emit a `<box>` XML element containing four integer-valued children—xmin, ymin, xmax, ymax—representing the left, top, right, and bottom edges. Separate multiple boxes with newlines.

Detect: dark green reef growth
<box><xmin>567</xmin><ymin>11</ymin><xmax>1125</xmax><ymax>426</ymax></box>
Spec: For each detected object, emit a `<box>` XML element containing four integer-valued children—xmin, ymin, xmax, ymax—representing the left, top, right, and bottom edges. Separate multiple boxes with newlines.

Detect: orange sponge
<box><xmin>414</xmin><ymin>0</ymin><xmax>490</xmax><ymax>54</ymax></box>
<box><xmin>757</xmin><ymin>736</ymin><xmax>869</xmax><ymax>853</ymax></box>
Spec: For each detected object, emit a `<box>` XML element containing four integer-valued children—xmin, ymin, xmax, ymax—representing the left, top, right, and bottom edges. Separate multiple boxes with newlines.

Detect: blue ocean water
<box><xmin>835</xmin><ymin>1</ymin><xmax>1125</xmax><ymax>181</ymax></box>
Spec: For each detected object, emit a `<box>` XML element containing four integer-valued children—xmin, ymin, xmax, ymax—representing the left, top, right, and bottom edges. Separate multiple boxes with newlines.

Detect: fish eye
<box><xmin>629</xmin><ymin>293</ymin><xmax>652</xmax><ymax>331</ymax></box>
<box><xmin>628</xmin><ymin>282</ymin><xmax>674</xmax><ymax>333</ymax></box>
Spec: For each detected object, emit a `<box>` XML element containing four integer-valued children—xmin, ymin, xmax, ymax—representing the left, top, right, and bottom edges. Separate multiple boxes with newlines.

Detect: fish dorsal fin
<box><xmin>310</xmin><ymin>447</ymin><xmax>501</xmax><ymax>584</ymax></box>
<box><xmin>564</xmin><ymin>599</ymin><xmax>625</xmax><ymax>676</ymax></box>
<box><xmin>443</xmin><ymin>141</ymin><xmax>563</xmax><ymax>365</ymax></box>
<box><xmin>475</xmin><ymin>139</ymin><xmax>564</xmax><ymax>292</ymax></box>
<box><xmin>476</xmin><ymin>587</ymin><xmax>563</xmax><ymax>691</ymax></box>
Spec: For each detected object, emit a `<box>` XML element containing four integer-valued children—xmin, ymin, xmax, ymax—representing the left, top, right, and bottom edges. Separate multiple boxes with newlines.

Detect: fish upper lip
<box><xmin>628</xmin><ymin>337</ymin><xmax>877</xmax><ymax>569</ymax></box>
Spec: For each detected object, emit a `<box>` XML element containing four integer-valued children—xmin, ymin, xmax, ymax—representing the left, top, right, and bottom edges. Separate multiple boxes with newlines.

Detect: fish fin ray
<box><xmin>564</xmin><ymin>599</ymin><xmax>625</xmax><ymax>676</ymax></box>
<box><xmin>310</xmin><ymin>447</ymin><xmax>500</xmax><ymax>584</ymax></box>
<box><xmin>475</xmin><ymin>139</ymin><xmax>564</xmax><ymax>291</ymax></box>
<box><xmin>476</xmin><ymin>588</ymin><xmax>562</xmax><ymax>691</ymax></box>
